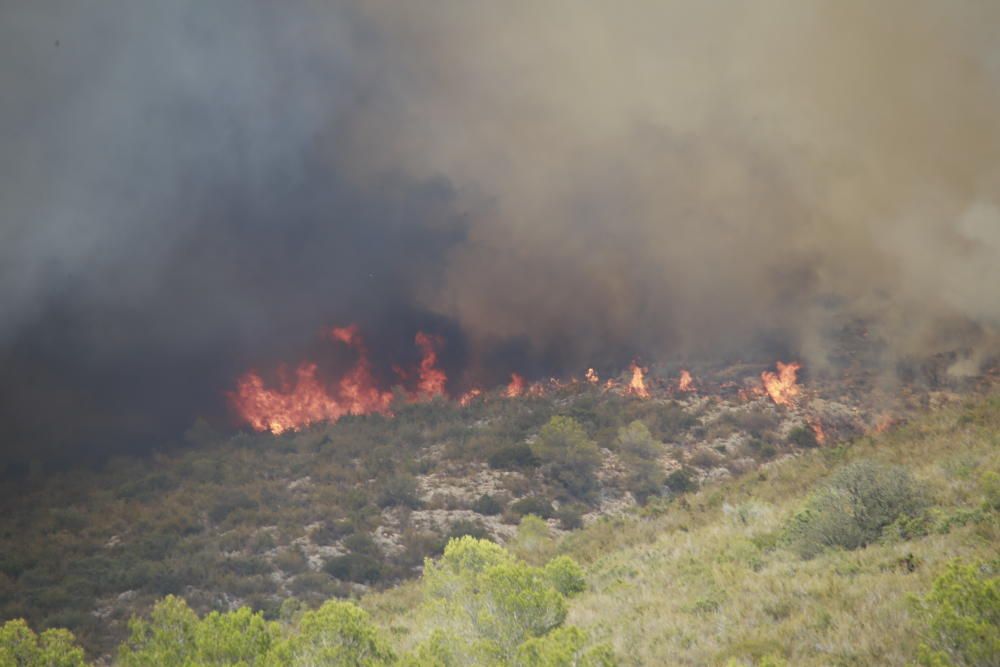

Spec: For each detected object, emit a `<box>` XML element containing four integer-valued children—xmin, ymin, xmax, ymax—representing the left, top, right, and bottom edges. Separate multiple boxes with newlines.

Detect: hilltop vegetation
<box><xmin>2</xmin><ymin>391</ymin><xmax>999</xmax><ymax>665</ymax></box>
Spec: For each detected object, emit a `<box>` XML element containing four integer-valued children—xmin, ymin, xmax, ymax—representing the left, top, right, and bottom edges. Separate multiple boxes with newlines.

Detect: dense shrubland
<box><xmin>2</xmin><ymin>392</ymin><xmax>998</xmax><ymax>665</ymax></box>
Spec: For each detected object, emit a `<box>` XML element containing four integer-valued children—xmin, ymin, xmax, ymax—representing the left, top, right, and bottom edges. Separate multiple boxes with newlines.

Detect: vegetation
<box><xmin>2</xmin><ymin>390</ymin><xmax>998</xmax><ymax>665</ymax></box>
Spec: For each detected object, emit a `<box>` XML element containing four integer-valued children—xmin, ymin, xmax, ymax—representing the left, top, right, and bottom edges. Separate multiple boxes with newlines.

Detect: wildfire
<box><xmin>414</xmin><ymin>332</ymin><xmax>447</xmax><ymax>398</ymax></box>
<box><xmin>585</xmin><ymin>368</ymin><xmax>599</xmax><ymax>384</ymax></box>
<box><xmin>458</xmin><ymin>388</ymin><xmax>482</xmax><ymax>406</ymax></box>
<box><xmin>678</xmin><ymin>369</ymin><xmax>695</xmax><ymax>392</ymax></box>
<box><xmin>760</xmin><ymin>361</ymin><xmax>801</xmax><ymax>406</ymax></box>
<box><xmin>809</xmin><ymin>419</ymin><xmax>827</xmax><ymax>445</ymax></box>
<box><xmin>506</xmin><ymin>373</ymin><xmax>526</xmax><ymax>397</ymax></box>
<box><xmin>230</xmin><ymin>325</ymin><xmax>449</xmax><ymax>434</ymax></box>
<box><xmin>627</xmin><ymin>362</ymin><xmax>650</xmax><ymax>398</ymax></box>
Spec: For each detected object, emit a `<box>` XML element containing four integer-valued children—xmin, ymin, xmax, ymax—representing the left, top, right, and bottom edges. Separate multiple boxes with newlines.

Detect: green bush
<box><xmin>376</xmin><ymin>473</ymin><xmax>421</xmax><ymax>509</ymax></box>
<box><xmin>665</xmin><ymin>467</ymin><xmax>698</xmax><ymax>494</ymax></box>
<box><xmin>532</xmin><ymin>417</ymin><xmax>602</xmax><ymax>499</ymax></box>
<box><xmin>787</xmin><ymin>425</ymin><xmax>819</xmax><ymax>449</ymax></box>
<box><xmin>787</xmin><ymin>460</ymin><xmax>929</xmax><ymax>558</ymax></box>
<box><xmin>556</xmin><ymin>505</ymin><xmax>584</xmax><ymax>531</ymax></box>
<box><xmin>514</xmin><ymin>626</ymin><xmax>615</xmax><ymax>667</ymax></box>
<box><xmin>916</xmin><ymin>559</ymin><xmax>999</xmax><ymax>667</ymax></box>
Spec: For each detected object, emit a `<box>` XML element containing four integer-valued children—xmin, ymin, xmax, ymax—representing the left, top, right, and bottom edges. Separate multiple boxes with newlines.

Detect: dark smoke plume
<box><xmin>2</xmin><ymin>1</ymin><xmax>998</xmax><ymax>468</ymax></box>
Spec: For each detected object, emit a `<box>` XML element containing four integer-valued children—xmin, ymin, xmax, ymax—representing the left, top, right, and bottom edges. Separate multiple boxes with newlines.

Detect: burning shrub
<box><xmin>786</xmin><ymin>460</ymin><xmax>929</xmax><ymax>558</ymax></box>
<box><xmin>532</xmin><ymin>417</ymin><xmax>602</xmax><ymax>500</ymax></box>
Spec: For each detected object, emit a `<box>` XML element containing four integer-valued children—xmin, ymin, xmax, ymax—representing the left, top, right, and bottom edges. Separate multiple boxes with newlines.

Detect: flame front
<box><xmin>760</xmin><ymin>361</ymin><xmax>801</xmax><ymax>406</ymax></box>
<box><xmin>627</xmin><ymin>362</ymin><xmax>650</xmax><ymax>398</ymax></box>
<box><xmin>506</xmin><ymin>373</ymin><xmax>525</xmax><ymax>397</ymax></box>
<box><xmin>585</xmin><ymin>368</ymin><xmax>599</xmax><ymax>384</ymax></box>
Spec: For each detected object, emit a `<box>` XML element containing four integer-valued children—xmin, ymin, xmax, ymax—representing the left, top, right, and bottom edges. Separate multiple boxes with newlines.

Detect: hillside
<box><xmin>2</xmin><ymin>389</ymin><xmax>998</xmax><ymax>664</ymax></box>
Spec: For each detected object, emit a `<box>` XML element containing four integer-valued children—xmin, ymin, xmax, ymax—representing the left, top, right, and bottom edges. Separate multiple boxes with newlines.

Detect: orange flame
<box><xmin>678</xmin><ymin>369</ymin><xmax>695</xmax><ymax>392</ymax></box>
<box><xmin>230</xmin><ymin>326</ymin><xmax>395</xmax><ymax>434</ymax></box>
<box><xmin>506</xmin><ymin>373</ymin><xmax>525</xmax><ymax>397</ymax></box>
<box><xmin>809</xmin><ymin>419</ymin><xmax>827</xmax><ymax>444</ymax></box>
<box><xmin>458</xmin><ymin>388</ymin><xmax>482</xmax><ymax>406</ymax></box>
<box><xmin>414</xmin><ymin>332</ymin><xmax>447</xmax><ymax>398</ymax></box>
<box><xmin>585</xmin><ymin>368</ymin><xmax>599</xmax><ymax>384</ymax></box>
<box><xmin>761</xmin><ymin>361</ymin><xmax>801</xmax><ymax>406</ymax></box>
<box><xmin>627</xmin><ymin>362</ymin><xmax>650</xmax><ymax>398</ymax></box>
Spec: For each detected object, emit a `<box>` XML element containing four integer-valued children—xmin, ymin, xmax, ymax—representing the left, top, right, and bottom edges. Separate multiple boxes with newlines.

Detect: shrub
<box><xmin>509</xmin><ymin>497</ymin><xmax>555</xmax><ymax>520</ymax></box>
<box><xmin>532</xmin><ymin>417</ymin><xmax>602</xmax><ymax>499</ymax></box>
<box><xmin>916</xmin><ymin>559</ymin><xmax>999</xmax><ymax>667</ymax></box>
<box><xmin>489</xmin><ymin>444</ymin><xmax>539</xmax><ymax>470</ymax></box>
<box><xmin>448</xmin><ymin>519</ymin><xmax>492</xmax><ymax>542</ymax></box>
<box><xmin>556</xmin><ymin>505</ymin><xmax>584</xmax><ymax>531</ymax></box>
<box><xmin>787</xmin><ymin>460</ymin><xmax>929</xmax><ymax>558</ymax></box>
<box><xmin>376</xmin><ymin>473</ymin><xmax>421</xmax><ymax>509</ymax></box>
<box><xmin>323</xmin><ymin>553</ymin><xmax>385</xmax><ymax>584</ymax></box>
<box><xmin>542</xmin><ymin>556</ymin><xmax>586</xmax><ymax>597</ymax></box>
<box><xmin>472</xmin><ymin>494</ymin><xmax>504</xmax><ymax>516</ymax></box>
<box><xmin>787</xmin><ymin>425</ymin><xmax>819</xmax><ymax>449</ymax></box>
<box><xmin>615</xmin><ymin>421</ymin><xmax>662</xmax><ymax>460</ymax></box>
<box><xmin>665</xmin><ymin>467</ymin><xmax>698</xmax><ymax>494</ymax></box>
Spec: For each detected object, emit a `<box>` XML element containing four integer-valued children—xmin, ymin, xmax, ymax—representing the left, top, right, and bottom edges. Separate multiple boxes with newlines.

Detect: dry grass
<box><xmin>364</xmin><ymin>395</ymin><xmax>1000</xmax><ymax>665</ymax></box>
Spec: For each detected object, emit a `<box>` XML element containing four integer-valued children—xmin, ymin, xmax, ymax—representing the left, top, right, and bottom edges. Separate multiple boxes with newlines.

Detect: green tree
<box><xmin>532</xmin><ymin>417</ymin><xmax>602</xmax><ymax>499</ymax></box>
<box><xmin>916</xmin><ymin>559</ymin><xmax>999</xmax><ymax>667</ymax></box>
<box><xmin>276</xmin><ymin>600</ymin><xmax>395</xmax><ymax>666</ymax></box>
<box><xmin>0</xmin><ymin>619</ymin><xmax>87</xmax><ymax>667</ymax></box>
<box><xmin>422</xmin><ymin>537</ymin><xmax>591</xmax><ymax>663</ymax></box>
<box><xmin>514</xmin><ymin>626</ymin><xmax>615</xmax><ymax>667</ymax></box>
<box><xmin>118</xmin><ymin>596</ymin><xmax>279</xmax><ymax>667</ymax></box>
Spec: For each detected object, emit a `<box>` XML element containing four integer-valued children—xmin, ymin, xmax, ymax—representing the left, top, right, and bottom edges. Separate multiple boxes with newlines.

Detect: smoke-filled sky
<box><xmin>2</xmin><ymin>1</ymin><xmax>999</xmax><ymax>467</ymax></box>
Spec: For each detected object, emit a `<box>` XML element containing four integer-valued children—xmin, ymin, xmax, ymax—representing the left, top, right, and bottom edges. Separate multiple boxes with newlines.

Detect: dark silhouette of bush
<box><xmin>488</xmin><ymin>443</ymin><xmax>539</xmax><ymax>470</ymax></box>
<box><xmin>472</xmin><ymin>494</ymin><xmax>504</xmax><ymax>515</ymax></box>
<box><xmin>509</xmin><ymin>496</ymin><xmax>555</xmax><ymax>520</ymax></box>
<box><xmin>665</xmin><ymin>467</ymin><xmax>698</xmax><ymax>494</ymax></box>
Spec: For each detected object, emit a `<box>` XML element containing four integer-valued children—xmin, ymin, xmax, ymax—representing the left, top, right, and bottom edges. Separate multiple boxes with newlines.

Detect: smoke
<box><xmin>2</xmin><ymin>1</ymin><xmax>998</xmax><ymax>466</ymax></box>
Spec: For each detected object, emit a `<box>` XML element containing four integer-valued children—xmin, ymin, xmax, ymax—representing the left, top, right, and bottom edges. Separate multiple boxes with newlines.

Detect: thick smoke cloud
<box><xmin>2</xmin><ymin>1</ymin><xmax>998</xmax><ymax>467</ymax></box>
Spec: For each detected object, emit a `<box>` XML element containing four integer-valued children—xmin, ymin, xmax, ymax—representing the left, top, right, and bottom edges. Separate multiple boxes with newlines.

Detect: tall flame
<box><xmin>506</xmin><ymin>373</ymin><xmax>525</xmax><ymax>397</ymax></box>
<box><xmin>760</xmin><ymin>361</ymin><xmax>801</xmax><ymax>406</ymax></box>
<box><xmin>678</xmin><ymin>369</ymin><xmax>695</xmax><ymax>392</ymax></box>
<box><xmin>414</xmin><ymin>332</ymin><xmax>447</xmax><ymax>398</ymax></box>
<box><xmin>627</xmin><ymin>362</ymin><xmax>650</xmax><ymax>398</ymax></box>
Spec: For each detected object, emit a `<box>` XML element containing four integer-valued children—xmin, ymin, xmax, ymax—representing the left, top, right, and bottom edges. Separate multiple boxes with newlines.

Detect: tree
<box><xmin>916</xmin><ymin>559</ymin><xmax>999</xmax><ymax>667</ymax></box>
<box><xmin>118</xmin><ymin>595</ymin><xmax>280</xmax><ymax>667</ymax></box>
<box><xmin>0</xmin><ymin>619</ymin><xmax>87</xmax><ymax>667</ymax></box>
<box><xmin>277</xmin><ymin>600</ymin><xmax>396</xmax><ymax>667</ymax></box>
<box><xmin>532</xmin><ymin>417</ymin><xmax>602</xmax><ymax>499</ymax></box>
<box><xmin>514</xmin><ymin>626</ymin><xmax>615</xmax><ymax>667</ymax></box>
<box><xmin>421</xmin><ymin>537</ymin><xmax>591</xmax><ymax>664</ymax></box>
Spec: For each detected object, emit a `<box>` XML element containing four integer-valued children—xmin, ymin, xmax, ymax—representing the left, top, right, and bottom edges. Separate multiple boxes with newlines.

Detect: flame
<box><xmin>678</xmin><ymin>369</ymin><xmax>695</xmax><ymax>392</ymax></box>
<box><xmin>809</xmin><ymin>419</ymin><xmax>827</xmax><ymax>444</ymax></box>
<box><xmin>627</xmin><ymin>362</ymin><xmax>650</xmax><ymax>398</ymax></box>
<box><xmin>459</xmin><ymin>388</ymin><xmax>482</xmax><ymax>406</ymax></box>
<box><xmin>760</xmin><ymin>361</ymin><xmax>801</xmax><ymax>406</ymax></box>
<box><xmin>872</xmin><ymin>412</ymin><xmax>895</xmax><ymax>434</ymax></box>
<box><xmin>506</xmin><ymin>373</ymin><xmax>525</xmax><ymax>397</ymax></box>
<box><xmin>414</xmin><ymin>332</ymin><xmax>447</xmax><ymax>398</ymax></box>
<box><xmin>229</xmin><ymin>326</ymin><xmax>395</xmax><ymax>434</ymax></box>
<box><xmin>585</xmin><ymin>368</ymin><xmax>599</xmax><ymax>384</ymax></box>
